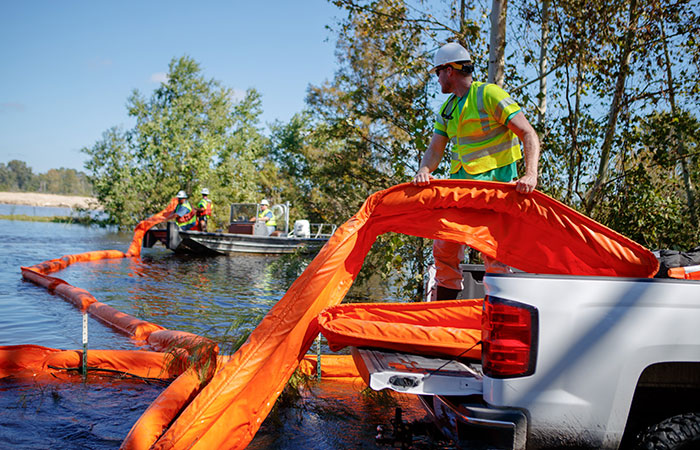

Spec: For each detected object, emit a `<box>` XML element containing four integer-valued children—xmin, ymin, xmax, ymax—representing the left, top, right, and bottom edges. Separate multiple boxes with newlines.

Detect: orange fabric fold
<box><xmin>121</xmin><ymin>367</ymin><xmax>207</xmax><ymax>450</ymax></box>
<box><xmin>318</xmin><ymin>299</ymin><xmax>482</xmax><ymax>360</ymax></box>
<box><xmin>127</xmin><ymin>198</ymin><xmax>178</xmax><ymax>257</ymax></box>
<box><xmin>146</xmin><ymin>181</ymin><xmax>658</xmax><ymax>450</ymax></box>
<box><xmin>0</xmin><ymin>345</ymin><xmax>178</xmax><ymax>380</ymax></box>
<box><xmin>297</xmin><ymin>354</ymin><xmax>361</xmax><ymax>379</ymax></box>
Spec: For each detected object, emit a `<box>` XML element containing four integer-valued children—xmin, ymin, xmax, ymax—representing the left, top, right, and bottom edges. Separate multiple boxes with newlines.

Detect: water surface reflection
<box><xmin>1</xmin><ymin>217</ymin><xmax>442</xmax><ymax>449</ymax></box>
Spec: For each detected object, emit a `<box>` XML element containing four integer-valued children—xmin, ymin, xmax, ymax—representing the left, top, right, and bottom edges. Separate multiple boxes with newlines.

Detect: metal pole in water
<box><xmin>316</xmin><ymin>333</ymin><xmax>322</xmax><ymax>381</ymax></box>
<box><xmin>82</xmin><ymin>312</ymin><xmax>88</xmax><ymax>380</ymax></box>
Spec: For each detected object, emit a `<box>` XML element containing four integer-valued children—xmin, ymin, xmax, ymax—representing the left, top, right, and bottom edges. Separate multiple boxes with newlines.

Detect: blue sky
<box><xmin>0</xmin><ymin>1</ymin><xmax>342</xmax><ymax>173</ymax></box>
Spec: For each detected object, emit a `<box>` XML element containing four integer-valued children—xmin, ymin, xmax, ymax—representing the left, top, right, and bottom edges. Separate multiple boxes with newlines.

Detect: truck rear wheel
<box><xmin>635</xmin><ymin>412</ymin><xmax>700</xmax><ymax>450</ymax></box>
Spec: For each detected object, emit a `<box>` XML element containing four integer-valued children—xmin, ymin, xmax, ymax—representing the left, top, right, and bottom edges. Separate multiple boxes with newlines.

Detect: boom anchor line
<box><xmin>82</xmin><ymin>312</ymin><xmax>88</xmax><ymax>377</ymax></box>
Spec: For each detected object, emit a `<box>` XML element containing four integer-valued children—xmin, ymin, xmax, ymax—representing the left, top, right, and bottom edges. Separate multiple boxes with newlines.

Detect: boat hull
<box><xmin>145</xmin><ymin>222</ymin><xmax>328</xmax><ymax>255</ymax></box>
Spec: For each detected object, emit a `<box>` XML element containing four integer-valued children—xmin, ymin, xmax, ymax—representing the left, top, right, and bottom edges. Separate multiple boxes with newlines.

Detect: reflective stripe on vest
<box><xmin>477</xmin><ymin>84</ymin><xmax>517</xmax><ymax>132</ymax></box>
<box><xmin>437</xmin><ymin>81</ymin><xmax>522</xmax><ymax>175</ymax></box>
<box><xmin>450</xmin><ymin>137</ymin><xmax>520</xmax><ymax>164</ymax></box>
<box><xmin>176</xmin><ymin>201</ymin><xmax>197</xmax><ymax>227</ymax></box>
<box><xmin>451</xmin><ymin>124</ymin><xmax>510</xmax><ymax>145</ymax></box>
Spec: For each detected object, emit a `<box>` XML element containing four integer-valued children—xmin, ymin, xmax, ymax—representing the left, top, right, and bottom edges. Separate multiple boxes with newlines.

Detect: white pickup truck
<box><xmin>356</xmin><ymin>266</ymin><xmax>700</xmax><ymax>449</ymax></box>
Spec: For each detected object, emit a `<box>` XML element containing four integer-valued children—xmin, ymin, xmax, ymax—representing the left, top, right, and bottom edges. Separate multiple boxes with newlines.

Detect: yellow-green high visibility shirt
<box><xmin>258</xmin><ymin>209</ymin><xmax>276</xmax><ymax>227</ymax></box>
<box><xmin>175</xmin><ymin>201</ymin><xmax>197</xmax><ymax>227</ymax></box>
<box><xmin>434</xmin><ymin>81</ymin><xmax>522</xmax><ymax>175</ymax></box>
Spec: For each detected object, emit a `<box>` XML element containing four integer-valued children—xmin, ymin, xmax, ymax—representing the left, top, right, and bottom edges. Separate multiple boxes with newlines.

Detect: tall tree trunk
<box><xmin>459</xmin><ymin>0</ymin><xmax>469</xmax><ymax>51</ymax></box>
<box><xmin>537</xmin><ymin>0</ymin><xmax>550</xmax><ymax>126</ymax></box>
<box><xmin>585</xmin><ymin>0</ymin><xmax>639</xmax><ymax>214</ymax></box>
<box><xmin>564</xmin><ymin>55</ymin><xmax>584</xmax><ymax>205</ymax></box>
<box><xmin>573</xmin><ymin>58</ymin><xmax>583</xmax><ymax>200</ymax></box>
<box><xmin>660</xmin><ymin>21</ymin><xmax>697</xmax><ymax>227</ymax></box>
<box><xmin>488</xmin><ymin>0</ymin><xmax>507</xmax><ymax>86</ymax></box>
<box><xmin>460</xmin><ymin>0</ymin><xmax>466</xmax><ymax>40</ymax></box>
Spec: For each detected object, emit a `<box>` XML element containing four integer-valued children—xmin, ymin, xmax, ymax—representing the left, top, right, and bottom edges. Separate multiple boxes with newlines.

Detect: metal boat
<box><xmin>143</xmin><ymin>202</ymin><xmax>336</xmax><ymax>255</ymax></box>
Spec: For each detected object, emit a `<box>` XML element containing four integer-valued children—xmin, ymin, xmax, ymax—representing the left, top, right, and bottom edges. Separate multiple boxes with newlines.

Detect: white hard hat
<box><xmin>177</xmin><ymin>190</ymin><xmax>188</xmax><ymax>199</ymax></box>
<box><xmin>430</xmin><ymin>42</ymin><xmax>472</xmax><ymax>73</ymax></box>
<box><xmin>201</xmin><ymin>188</ymin><xmax>209</xmax><ymax>195</ymax></box>
<box><xmin>260</xmin><ymin>199</ymin><xmax>269</xmax><ymax>206</ymax></box>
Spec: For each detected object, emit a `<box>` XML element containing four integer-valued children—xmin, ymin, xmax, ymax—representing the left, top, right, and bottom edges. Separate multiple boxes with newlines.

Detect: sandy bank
<box><xmin>0</xmin><ymin>192</ymin><xmax>102</xmax><ymax>210</ymax></box>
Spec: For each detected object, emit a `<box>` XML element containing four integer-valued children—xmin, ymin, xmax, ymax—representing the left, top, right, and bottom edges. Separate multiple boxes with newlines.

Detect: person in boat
<box><xmin>250</xmin><ymin>199</ymin><xmax>276</xmax><ymax>235</ymax></box>
<box><xmin>196</xmin><ymin>188</ymin><xmax>213</xmax><ymax>232</ymax></box>
<box><xmin>412</xmin><ymin>42</ymin><xmax>541</xmax><ymax>300</ymax></box>
<box><xmin>167</xmin><ymin>190</ymin><xmax>197</xmax><ymax>231</ymax></box>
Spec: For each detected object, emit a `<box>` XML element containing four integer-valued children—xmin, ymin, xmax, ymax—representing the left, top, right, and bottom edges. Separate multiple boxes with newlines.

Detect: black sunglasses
<box><xmin>435</xmin><ymin>65</ymin><xmax>450</xmax><ymax>77</ymax></box>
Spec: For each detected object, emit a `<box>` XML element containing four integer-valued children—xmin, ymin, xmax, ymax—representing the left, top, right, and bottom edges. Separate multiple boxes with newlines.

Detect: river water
<box><xmin>0</xmin><ymin>210</ymin><xmax>450</xmax><ymax>449</ymax></box>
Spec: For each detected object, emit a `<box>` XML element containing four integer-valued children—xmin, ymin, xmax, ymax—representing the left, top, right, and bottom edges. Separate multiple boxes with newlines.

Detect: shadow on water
<box><xmin>0</xmin><ymin>375</ymin><xmax>163</xmax><ymax>450</ymax></box>
<box><xmin>1</xmin><ymin>216</ymin><xmax>445</xmax><ymax>449</ymax></box>
<box><xmin>249</xmin><ymin>380</ymin><xmax>455</xmax><ymax>450</ymax></box>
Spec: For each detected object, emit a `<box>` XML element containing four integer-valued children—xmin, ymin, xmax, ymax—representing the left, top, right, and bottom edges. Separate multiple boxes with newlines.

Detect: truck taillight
<box><xmin>482</xmin><ymin>296</ymin><xmax>538</xmax><ymax>378</ymax></box>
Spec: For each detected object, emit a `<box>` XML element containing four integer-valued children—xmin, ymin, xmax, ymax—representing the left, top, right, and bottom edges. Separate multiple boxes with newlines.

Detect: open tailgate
<box><xmin>351</xmin><ymin>347</ymin><xmax>483</xmax><ymax>396</ymax></box>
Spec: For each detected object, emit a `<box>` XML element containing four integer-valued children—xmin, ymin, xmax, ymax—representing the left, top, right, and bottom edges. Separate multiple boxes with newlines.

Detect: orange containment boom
<box><xmin>14</xmin><ymin>196</ymin><xmax>235</xmax><ymax>450</ymax></box>
<box><xmin>144</xmin><ymin>181</ymin><xmax>658</xmax><ymax>450</ymax></box>
<box><xmin>20</xmin><ymin>198</ymin><xmax>179</xmax><ymax>341</ymax></box>
<box><xmin>318</xmin><ymin>299</ymin><xmax>483</xmax><ymax>360</ymax></box>
<box><xmin>297</xmin><ymin>354</ymin><xmax>361</xmax><ymax>380</ymax></box>
<box><xmin>0</xmin><ymin>344</ymin><xmax>182</xmax><ymax>381</ymax></box>
<box><xmin>127</xmin><ymin>198</ymin><xmax>178</xmax><ymax>257</ymax></box>
<box><xmin>668</xmin><ymin>265</ymin><xmax>700</xmax><ymax>280</ymax></box>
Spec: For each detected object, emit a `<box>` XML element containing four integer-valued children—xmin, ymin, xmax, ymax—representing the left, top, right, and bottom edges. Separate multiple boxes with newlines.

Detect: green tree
<box><xmin>597</xmin><ymin>110</ymin><xmax>700</xmax><ymax>249</ymax></box>
<box><xmin>37</xmin><ymin>168</ymin><xmax>92</xmax><ymax>195</ymax></box>
<box><xmin>83</xmin><ymin>127</ymin><xmax>138</xmax><ymax>225</ymax></box>
<box><xmin>511</xmin><ymin>0</ymin><xmax>700</xmax><ymax>247</ymax></box>
<box><xmin>214</xmin><ymin>88</ymin><xmax>269</xmax><ymax>208</ymax></box>
<box><xmin>303</xmin><ymin>0</ymin><xmax>454</xmax><ymax>300</ymax></box>
<box><xmin>0</xmin><ymin>160</ymin><xmax>92</xmax><ymax>195</ymax></box>
<box><xmin>0</xmin><ymin>160</ymin><xmax>37</xmax><ymax>191</ymax></box>
<box><xmin>9</xmin><ymin>160</ymin><xmax>36</xmax><ymax>190</ymax></box>
<box><xmin>266</xmin><ymin>112</ymin><xmax>354</xmax><ymax>225</ymax></box>
<box><xmin>0</xmin><ymin>163</ymin><xmax>16</xmax><ymax>190</ymax></box>
<box><xmin>83</xmin><ymin>56</ymin><xmax>266</xmax><ymax>228</ymax></box>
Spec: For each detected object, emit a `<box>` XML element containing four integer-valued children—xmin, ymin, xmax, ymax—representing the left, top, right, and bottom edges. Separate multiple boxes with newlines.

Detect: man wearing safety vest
<box><xmin>196</xmin><ymin>188</ymin><xmax>213</xmax><ymax>232</ymax></box>
<box><xmin>251</xmin><ymin>199</ymin><xmax>276</xmax><ymax>235</ymax></box>
<box><xmin>168</xmin><ymin>190</ymin><xmax>197</xmax><ymax>230</ymax></box>
<box><xmin>412</xmin><ymin>42</ymin><xmax>541</xmax><ymax>300</ymax></box>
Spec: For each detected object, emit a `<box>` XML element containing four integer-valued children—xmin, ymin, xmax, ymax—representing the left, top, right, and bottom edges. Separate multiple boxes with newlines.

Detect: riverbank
<box><xmin>0</xmin><ymin>214</ymin><xmax>88</xmax><ymax>224</ymax></box>
<box><xmin>0</xmin><ymin>191</ymin><xmax>101</xmax><ymax>209</ymax></box>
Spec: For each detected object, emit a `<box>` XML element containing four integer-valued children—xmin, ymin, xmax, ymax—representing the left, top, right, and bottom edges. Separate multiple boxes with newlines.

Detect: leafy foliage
<box><xmin>83</xmin><ymin>56</ymin><xmax>267</xmax><ymax>228</ymax></box>
<box><xmin>79</xmin><ymin>1</ymin><xmax>700</xmax><ymax>286</ymax></box>
<box><xmin>301</xmin><ymin>0</ymin><xmax>441</xmax><ymax>299</ymax></box>
<box><xmin>597</xmin><ymin>110</ymin><xmax>700</xmax><ymax>248</ymax></box>
<box><xmin>506</xmin><ymin>0</ymin><xmax>700</xmax><ymax>248</ymax></box>
<box><xmin>0</xmin><ymin>160</ymin><xmax>92</xmax><ymax>195</ymax></box>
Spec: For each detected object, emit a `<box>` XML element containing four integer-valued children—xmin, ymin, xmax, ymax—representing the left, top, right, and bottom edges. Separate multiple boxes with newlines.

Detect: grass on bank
<box><xmin>0</xmin><ymin>214</ymin><xmax>112</xmax><ymax>227</ymax></box>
